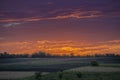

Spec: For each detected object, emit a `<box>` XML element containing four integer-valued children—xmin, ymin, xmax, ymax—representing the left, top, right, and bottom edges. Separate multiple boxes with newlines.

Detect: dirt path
<box><xmin>66</xmin><ymin>66</ymin><xmax>120</xmax><ymax>72</ymax></box>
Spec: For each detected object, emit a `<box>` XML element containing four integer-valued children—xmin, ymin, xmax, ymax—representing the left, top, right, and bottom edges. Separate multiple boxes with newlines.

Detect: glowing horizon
<box><xmin>0</xmin><ymin>40</ymin><xmax>120</xmax><ymax>56</ymax></box>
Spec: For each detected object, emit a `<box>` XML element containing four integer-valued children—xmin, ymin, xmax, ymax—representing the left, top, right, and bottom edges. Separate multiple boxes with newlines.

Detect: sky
<box><xmin>0</xmin><ymin>0</ymin><xmax>120</xmax><ymax>56</ymax></box>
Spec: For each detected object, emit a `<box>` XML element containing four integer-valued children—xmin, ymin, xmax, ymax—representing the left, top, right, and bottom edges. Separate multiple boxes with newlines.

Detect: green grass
<box><xmin>21</xmin><ymin>72</ymin><xmax>120</xmax><ymax>80</ymax></box>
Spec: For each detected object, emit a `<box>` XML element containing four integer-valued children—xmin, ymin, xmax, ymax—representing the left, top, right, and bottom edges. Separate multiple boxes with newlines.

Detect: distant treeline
<box><xmin>0</xmin><ymin>52</ymin><xmax>120</xmax><ymax>58</ymax></box>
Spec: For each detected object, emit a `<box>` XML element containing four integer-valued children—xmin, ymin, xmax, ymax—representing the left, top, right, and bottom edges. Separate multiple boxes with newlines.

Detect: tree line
<box><xmin>0</xmin><ymin>52</ymin><xmax>120</xmax><ymax>58</ymax></box>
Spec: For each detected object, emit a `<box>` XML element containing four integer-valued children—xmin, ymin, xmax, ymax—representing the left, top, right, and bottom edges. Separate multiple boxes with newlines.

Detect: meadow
<box><xmin>0</xmin><ymin>57</ymin><xmax>120</xmax><ymax>80</ymax></box>
<box><xmin>21</xmin><ymin>72</ymin><xmax>120</xmax><ymax>80</ymax></box>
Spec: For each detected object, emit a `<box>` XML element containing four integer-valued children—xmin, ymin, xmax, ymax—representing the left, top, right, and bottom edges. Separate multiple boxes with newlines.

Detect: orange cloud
<box><xmin>0</xmin><ymin>10</ymin><xmax>102</xmax><ymax>24</ymax></box>
<box><xmin>54</xmin><ymin>10</ymin><xmax>101</xmax><ymax>19</ymax></box>
<box><xmin>0</xmin><ymin>40</ymin><xmax>120</xmax><ymax>56</ymax></box>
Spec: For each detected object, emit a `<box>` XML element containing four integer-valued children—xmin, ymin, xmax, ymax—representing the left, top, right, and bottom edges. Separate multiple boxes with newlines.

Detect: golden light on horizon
<box><xmin>0</xmin><ymin>40</ymin><xmax>120</xmax><ymax>56</ymax></box>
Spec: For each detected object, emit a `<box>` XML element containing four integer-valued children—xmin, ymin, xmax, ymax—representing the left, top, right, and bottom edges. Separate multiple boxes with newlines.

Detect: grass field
<box><xmin>0</xmin><ymin>57</ymin><xmax>120</xmax><ymax>80</ymax></box>
<box><xmin>20</xmin><ymin>72</ymin><xmax>120</xmax><ymax>80</ymax></box>
<box><xmin>100</xmin><ymin>64</ymin><xmax>120</xmax><ymax>68</ymax></box>
<box><xmin>0</xmin><ymin>72</ymin><xmax>35</xmax><ymax>80</ymax></box>
<box><xmin>0</xmin><ymin>57</ymin><xmax>119</xmax><ymax>71</ymax></box>
<box><xmin>66</xmin><ymin>66</ymin><xmax>120</xmax><ymax>72</ymax></box>
<box><xmin>0</xmin><ymin>68</ymin><xmax>120</xmax><ymax>80</ymax></box>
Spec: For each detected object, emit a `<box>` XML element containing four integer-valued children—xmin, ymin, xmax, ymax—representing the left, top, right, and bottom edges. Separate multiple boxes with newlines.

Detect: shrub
<box><xmin>76</xmin><ymin>72</ymin><xmax>82</xmax><ymax>78</ymax></box>
<box><xmin>91</xmin><ymin>61</ymin><xmax>99</xmax><ymax>66</ymax></box>
<box><xmin>35</xmin><ymin>72</ymin><xmax>42</xmax><ymax>80</ymax></box>
<box><xmin>58</xmin><ymin>72</ymin><xmax>63</xmax><ymax>80</ymax></box>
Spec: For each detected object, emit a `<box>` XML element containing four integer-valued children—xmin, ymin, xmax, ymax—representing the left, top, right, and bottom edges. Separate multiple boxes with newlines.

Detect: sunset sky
<box><xmin>0</xmin><ymin>0</ymin><xmax>120</xmax><ymax>56</ymax></box>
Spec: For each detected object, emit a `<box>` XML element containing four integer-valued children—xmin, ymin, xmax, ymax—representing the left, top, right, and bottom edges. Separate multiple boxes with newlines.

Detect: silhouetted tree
<box><xmin>0</xmin><ymin>52</ymin><xmax>10</xmax><ymax>58</ymax></box>
<box><xmin>70</xmin><ymin>53</ymin><xmax>74</xmax><ymax>58</ymax></box>
<box><xmin>0</xmin><ymin>52</ymin><xmax>29</xmax><ymax>58</ymax></box>
<box><xmin>0</xmin><ymin>51</ymin><xmax>120</xmax><ymax>58</ymax></box>
<box><xmin>31</xmin><ymin>51</ymin><xmax>46</xmax><ymax>58</ymax></box>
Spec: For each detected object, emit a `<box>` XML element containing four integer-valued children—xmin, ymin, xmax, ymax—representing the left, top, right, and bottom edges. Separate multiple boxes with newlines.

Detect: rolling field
<box><xmin>0</xmin><ymin>72</ymin><xmax>35</xmax><ymax>80</ymax></box>
<box><xmin>66</xmin><ymin>66</ymin><xmax>120</xmax><ymax>72</ymax></box>
<box><xmin>0</xmin><ymin>57</ymin><xmax>120</xmax><ymax>71</ymax></box>
<box><xmin>21</xmin><ymin>72</ymin><xmax>120</xmax><ymax>80</ymax></box>
<box><xmin>0</xmin><ymin>57</ymin><xmax>120</xmax><ymax>80</ymax></box>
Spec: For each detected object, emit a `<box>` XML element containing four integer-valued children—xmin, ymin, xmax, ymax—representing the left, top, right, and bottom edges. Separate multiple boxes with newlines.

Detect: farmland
<box><xmin>21</xmin><ymin>72</ymin><xmax>120</xmax><ymax>80</ymax></box>
<box><xmin>0</xmin><ymin>57</ymin><xmax>120</xmax><ymax>71</ymax></box>
<box><xmin>0</xmin><ymin>57</ymin><xmax>120</xmax><ymax>80</ymax></box>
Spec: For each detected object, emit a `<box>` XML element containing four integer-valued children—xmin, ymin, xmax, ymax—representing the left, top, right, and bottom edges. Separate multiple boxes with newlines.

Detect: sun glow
<box><xmin>0</xmin><ymin>40</ymin><xmax>120</xmax><ymax>56</ymax></box>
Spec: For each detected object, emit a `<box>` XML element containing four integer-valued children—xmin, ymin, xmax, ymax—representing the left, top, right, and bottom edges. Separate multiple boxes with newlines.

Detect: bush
<box><xmin>91</xmin><ymin>61</ymin><xmax>99</xmax><ymax>66</ymax></box>
<box><xmin>76</xmin><ymin>72</ymin><xmax>82</xmax><ymax>78</ymax></box>
<box><xmin>58</xmin><ymin>72</ymin><xmax>63</xmax><ymax>80</ymax></box>
<box><xmin>35</xmin><ymin>72</ymin><xmax>42</xmax><ymax>80</ymax></box>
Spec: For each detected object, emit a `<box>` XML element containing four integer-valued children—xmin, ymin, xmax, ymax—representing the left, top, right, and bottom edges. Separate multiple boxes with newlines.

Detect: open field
<box><xmin>0</xmin><ymin>66</ymin><xmax>120</xmax><ymax>80</ymax></box>
<box><xmin>0</xmin><ymin>57</ymin><xmax>120</xmax><ymax>71</ymax></box>
<box><xmin>0</xmin><ymin>72</ymin><xmax>35</xmax><ymax>80</ymax></box>
<box><xmin>100</xmin><ymin>64</ymin><xmax>120</xmax><ymax>68</ymax></box>
<box><xmin>66</xmin><ymin>66</ymin><xmax>120</xmax><ymax>72</ymax></box>
<box><xmin>20</xmin><ymin>72</ymin><xmax>120</xmax><ymax>80</ymax></box>
<box><xmin>0</xmin><ymin>57</ymin><xmax>120</xmax><ymax>80</ymax></box>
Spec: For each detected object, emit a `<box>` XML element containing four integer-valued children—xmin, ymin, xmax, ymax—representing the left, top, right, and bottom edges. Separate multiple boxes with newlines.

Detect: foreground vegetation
<box><xmin>21</xmin><ymin>72</ymin><xmax>120</xmax><ymax>80</ymax></box>
<box><xmin>0</xmin><ymin>58</ymin><xmax>119</xmax><ymax>80</ymax></box>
